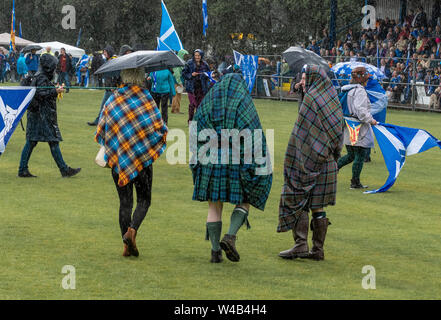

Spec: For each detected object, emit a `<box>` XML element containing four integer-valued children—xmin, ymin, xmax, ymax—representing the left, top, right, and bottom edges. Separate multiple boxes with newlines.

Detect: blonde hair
<box><xmin>120</xmin><ymin>67</ymin><xmax>146</xmax><ymax>87</ymax></box>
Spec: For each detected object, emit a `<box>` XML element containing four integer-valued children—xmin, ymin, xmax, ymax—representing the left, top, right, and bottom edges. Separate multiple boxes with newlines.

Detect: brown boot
<box><xmin>279</xmin><ymin>211</ymin><xmax>309</xmax><ymax>259</ymax></box>
<box><xmin>220</xmin><ymin>234</ymin><xmax>240</xmax><ymax>262</ymax></box>
<box><xmin>123</xmin><ymin>228</ymin><xmax>139</xmax><ymax>257</ymax></box>
<box><xmin>122</xmin><ymin>243</ymin><xmax>131</xmax><ymax>257</ymax></box>
<box><xmin>306</xmin><ymin>218</ymin><xmax>330</xmax><ymax>261</ymax></box>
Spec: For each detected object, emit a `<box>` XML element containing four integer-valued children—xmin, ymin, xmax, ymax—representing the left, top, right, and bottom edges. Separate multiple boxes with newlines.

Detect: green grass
<box><xmin>1</xmin><ymin>86</ymin><xmax>441</xmax><ymax>300</ymax></box>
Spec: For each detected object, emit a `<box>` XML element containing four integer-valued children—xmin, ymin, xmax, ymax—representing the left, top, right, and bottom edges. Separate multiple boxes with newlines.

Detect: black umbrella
<box><xmin>21</xmin><ymin>44</ymin><xmax>43</xmax><ymax>53</ymax></box>
<box><xmin>283</xmin><ymin>47</ymin><xmax>330</xmax><ymax>75</ymax></box>
<box><xmin>95</xmin><ymin>50</ymin><xmax>185</xmax><ymax>74</ymax></box>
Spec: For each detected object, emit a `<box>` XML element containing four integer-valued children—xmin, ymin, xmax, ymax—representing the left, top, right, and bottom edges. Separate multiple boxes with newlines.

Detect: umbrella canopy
<box><xmin>35</xmin><ymin>41</ymin><xmax>86</xmax><ymax>58</ymax></box>
<box><xmin>21</xmin><ymin>44</ymin><xmax>43</xmax><ymax>53</ymax></box>
<box><xmin>283</xmin><ymin>47</ymin><xmax>330</xmax><ymax>75</ymax></box>
<box><xmin>95</xmin><ymin>50</ymin><xmax>185</xmax><ymax>75</ymax></box>
<box><xmin>0</xmin><ymin>33</ymin><xmax>34</xmax><ymax>47</ymax></box>
<box><xmin>0</xmin><ymin>46</ymin><xmax>9</xmax><ymax>54</ymax></box>
<box><xmin>331</xmin><ymin>61</ymin><xmax>386</xmax><ymax>81</ymax></box>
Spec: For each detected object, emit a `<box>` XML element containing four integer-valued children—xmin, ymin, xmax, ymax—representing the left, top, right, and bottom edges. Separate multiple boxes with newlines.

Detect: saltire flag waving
<box><xmin>364</xmin><ymin>123</ymin><xmax>441</xmax><ymax>194</ymax></box>
<box><xmin>204</xmin><ymin>71</ymin><xmax>217</xmax><ymax>85</ymax></box>
<box><xmin>159</xmin><ymin>0</ymin><xmax>184</xmax><ymax>52</ymax></box>
<box><xmin>202</xmin><ymin>0</ymin><xmax>208</xmax><ymax>36</ymax></box>
<box><xmin>0</xmin><ymin>87</ymin><xmax>36</xmax><ymax>155</ymax></box>
<box><xmin>233</xmin><ymin>50</ymin><xmax>259</xmax><ymax>94</ymax></box>
<box><xmin>10</xmin><ymin>0</ymin><xmax>16</xmax><ymax>52</ymax></box>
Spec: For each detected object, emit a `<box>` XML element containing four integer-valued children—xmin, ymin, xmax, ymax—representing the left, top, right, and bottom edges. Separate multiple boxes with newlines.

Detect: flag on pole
<box><xmin>363</xmin><ymin>123</ymin><xmax>441</xmax><ymax>194</ymax></box>
<box><xmin>233</xmin><ymin>50</ymin><xmax>259</xmax><ymax>94</ymax></box>
<box><xmin>0</xmin><ymin>87</ymin><xmax>36</xmax><ymax>155</ymax></box>
<box><xmin>159</xmin><ymin>0</ymin><xmax>184</xmax><ymax>52</ymax></box>
<box><xmin>10</xmin><ymin>0</ymin><xmax>16</xmax><ymax>52</ymax></box>
<box><xmin>76</xmin><ymin>28</ymin><xmax>82</xmax><ymax>47</ymax></box>
<box><xmin>156</xmin><ymin>37</ymin><xmax>173</xmax><ymax>52</ymax></box>
<box><xmin>202</xmin><ymin>0</ymin><xmax>208</xmax><ymax>36</ymax></box>
<box><xmin>19</xmin><ymin>21</ymin><xmax>22</xmax><ymax>38</ymax></box>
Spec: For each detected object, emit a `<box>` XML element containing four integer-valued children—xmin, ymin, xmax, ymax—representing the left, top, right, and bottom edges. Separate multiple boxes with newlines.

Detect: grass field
<box><xmin>1</xmin><ymin>86</ymin><xmax>441</xmax><ymax>300</ymax></box>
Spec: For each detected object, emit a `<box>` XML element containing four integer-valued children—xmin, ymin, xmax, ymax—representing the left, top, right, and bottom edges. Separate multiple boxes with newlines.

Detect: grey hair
<box><xmin>120</xmin><ymin>67</ymin><xmax>146</xmax><ymax>87</ymax></box>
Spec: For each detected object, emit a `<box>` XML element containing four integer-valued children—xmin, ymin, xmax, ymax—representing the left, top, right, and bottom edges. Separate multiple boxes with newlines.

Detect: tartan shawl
<box><xmin>278</xmin><ymin>66</ymin><xmax>343</xmax><ymax>231</ymax></box>
<box><xmin>95</xmin><ymin>85</ymin><xmax>167</xmax><ymax>187</ymax></box>
<box><xmin>191</xmin><ymin>73</ymin><xmax>273</xmax><ymax>210</ymax></box>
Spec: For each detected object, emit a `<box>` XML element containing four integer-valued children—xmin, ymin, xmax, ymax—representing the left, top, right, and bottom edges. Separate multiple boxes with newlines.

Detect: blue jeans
<box><xmin>94</xmin><ymin>90</ymin><xmax>113</xmax><ymax>123</ymax></box>
<box><xmin>58</xmin><ymin>72</ymin><xmax>71</xmax><ymax>91</ymax></box>
<box><xmin>19</xmin><ymin>141</ymin><xmax>68</xmax><ymax>174</ymax></box>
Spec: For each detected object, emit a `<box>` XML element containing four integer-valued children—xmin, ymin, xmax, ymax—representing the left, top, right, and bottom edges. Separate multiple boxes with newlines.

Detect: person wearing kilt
<box><xmin>95</xmin><ymin>67</ymin><xmax>168</xmax><ymax>258</ymax></box>
<box><xmin>278</xmin><ymin>65</ymin><xmax>344</xmax><ymax>261</ymax></box>
<box><xmin>191</xmin><ymin>73</ymin><xmax>273</xmax><ymax>263</ymax></box>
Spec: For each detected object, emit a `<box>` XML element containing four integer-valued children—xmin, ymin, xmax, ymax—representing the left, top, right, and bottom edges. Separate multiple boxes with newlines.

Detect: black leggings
<box><xmin>112</xmin><ymin>165</ymin><xmax>153</xmax><ymax>238</ymax></box>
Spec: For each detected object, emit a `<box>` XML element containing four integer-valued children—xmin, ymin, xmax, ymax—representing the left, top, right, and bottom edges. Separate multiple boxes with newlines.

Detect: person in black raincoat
<box><xmin>18</xmin><ymin>54</ymin><xmax>81</xmax><ymax>178</ymax></box>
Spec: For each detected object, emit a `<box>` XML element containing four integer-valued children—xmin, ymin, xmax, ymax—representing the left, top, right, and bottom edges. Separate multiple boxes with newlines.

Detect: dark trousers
<box><xmin>19</xmin><ymin>140</ymin><xmax>68</xmax><ymax>173</ymax></box>
<box><xmin>152</xmin><ymin>93</ymin><xmax>169</xmax><ymax>125</ymax></box>
<box><xmin>337</xmin><ymin>145</ymin><xmax>369</xmax><ymax>180</ymax></box>
<box><xmin>112</xmin><ymin>165</ymin><xmax>153</xmax><ymax>238</ymax></box>
<box><xmin>188</xmin><ymin>92</ymin><xmax>204</xmax><ymax>123</ymax></box>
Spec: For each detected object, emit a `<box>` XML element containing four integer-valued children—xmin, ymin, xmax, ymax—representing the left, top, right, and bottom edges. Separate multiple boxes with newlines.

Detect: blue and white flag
<box><xmin>204</xmin><ymin>71</ymin><xmax>217</xmax><ymax>85</ymax></box>
<box><xmin>156</xmin><ymin>37</ymin><xmax>173</xmax><ymax>52</ymax></box>
<box><xmin>76</xmin><ymin>54</ymin><xmax>90</xmax><ymax>87</ymax></box>
<box><xmin>365</xmin><ymin>123</ymin><xmax>441</xmax><ymax>194</ymax></box>
<box><xmin>159</xmin><ymin>0</ymin><xmax>184</xmax><ymax>52</ymax></box>
<box><xmin>0</xmin><ymin>87</ymin><xmax>36</xmax><ymax>155</ymax></box>
<box><xmin>202</xmin><ymin>0</ymin><xmax>208</xmax><ymax>36</ymax></box>
<box><xmin>331</xmin><ymin>61</ymin><xmax>386</xmax><ymax>81</ymax></box>
<box><xmin>233</xmin><ymin>50</ymin><xmax>258</xmax><ymax>94</ymax></box>
<box><xmin>365</xmin><ymin>78</ymin><xmax>388</xmax><ymax>123</ymax></box>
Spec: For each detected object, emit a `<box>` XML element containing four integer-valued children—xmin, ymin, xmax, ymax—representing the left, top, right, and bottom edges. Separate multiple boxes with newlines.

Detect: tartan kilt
<box><xmin>192</xmin><ymin>163</ymin><xmax>272</xmax><ymax>211</ymax></box>
<box><xmin>278</xmin><ymin>158</ymin><xmax>338</xmax><ymax>233</ymax></box>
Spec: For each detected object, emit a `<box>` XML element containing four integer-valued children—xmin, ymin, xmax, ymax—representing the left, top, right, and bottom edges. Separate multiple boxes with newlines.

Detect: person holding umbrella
<box><xmin>182</xmin><ymin>49</ymin><xmax>210</xmax><ymax>123</ymax></box>
<box><xmin>95</xmin><ymin>67</ymin><xmax>168</xmax><ymax>258</ymax></box>
<box><xmin>278</xmin><ymin>65</ymin><xmax>343</xmax><ymax>261</ymax></box>
<box><xmin>25</xmin><ymin>49</ymin><xmax>40</xmax><ymax>76</ymax></box>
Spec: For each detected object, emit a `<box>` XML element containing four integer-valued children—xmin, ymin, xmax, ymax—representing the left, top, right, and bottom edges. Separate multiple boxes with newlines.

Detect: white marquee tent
<box><xmin>36</xmin><ymin>41</ymin><xmax>86</xmax><ymax>58</ymax></box>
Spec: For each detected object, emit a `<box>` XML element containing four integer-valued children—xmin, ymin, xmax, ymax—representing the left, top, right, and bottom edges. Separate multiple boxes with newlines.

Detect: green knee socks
<box><xmin>227</xmin><ymin>207</ymin><xmax>250</xmax><ymax>236</ymax></box>
<box><xmin>206</xmin><ymin>221</ymin><xmax>222</xmax><ymax>251</ymax></box>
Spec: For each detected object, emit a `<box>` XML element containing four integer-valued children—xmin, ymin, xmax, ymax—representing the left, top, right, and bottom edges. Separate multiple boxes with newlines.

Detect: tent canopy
<box><xmin>35</xmin><ymin>41</ymin><xmax>86</xmax><ymax>58</ymax></box>
<box><xmin>0</xmin><ymin>33</ymin><xmax>34</xmax><ymax>47</ymax></box>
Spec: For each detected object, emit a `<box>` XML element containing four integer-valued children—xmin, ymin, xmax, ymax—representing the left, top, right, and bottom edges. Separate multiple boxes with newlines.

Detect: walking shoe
<box><xmin>61</xmin><ymin>167</ymin><xmax>81</xmax><ymax>178</ymax></box>
<box><xmin>220</xmin><ymin>234</ymin><xmax>240</xmax><ymax>262</ymax></box>
<box><xmin>210</xmin><ymin>250</ymin><xmax>223</xmax><ymax>263</ymax></box>
<box><xmin>123</xmin><ymin>227</ymin><xmax>139</xmax><ymax>257</ymax></box>
<box><xmin>122</xmin><ymin>243</ymin><xmax>131</xmax><ymax>257</ymax></box>
<box><xmin>350</xmin><ymin>178</ymin><xmax>368</xmax><ymax>189</ymax></box>
<box><xmin>18</xmin><ymin>170</ymin><xmax>37</xmax><ymax>178</ymax></box>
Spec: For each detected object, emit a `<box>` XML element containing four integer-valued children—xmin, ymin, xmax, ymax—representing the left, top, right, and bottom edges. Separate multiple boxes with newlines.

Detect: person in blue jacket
<box><xmin>25</xmin><ymin>49</ymin><xmax>40</xmax><ymax>75</ymax></box>
<box><xmin>17</xmin><ymin>52</ymin><xmax>28</xmax><ymax>81</ymax></box>
<box><xmin>148</xmin><ymin>68</ymin><xmax>176</xmax><ymax>125</ymax></box>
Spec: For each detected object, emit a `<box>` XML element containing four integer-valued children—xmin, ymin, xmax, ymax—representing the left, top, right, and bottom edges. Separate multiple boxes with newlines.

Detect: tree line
<box><xmin>0</xmin><ymin>0</ymin><xmax>363</xmax><ymax>57</ymax></box>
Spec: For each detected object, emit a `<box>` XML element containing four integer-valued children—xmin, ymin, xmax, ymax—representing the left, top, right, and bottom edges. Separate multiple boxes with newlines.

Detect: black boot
<box><xmin>18</xmin><ymin>169</ymin><xmax>37</xmax><ymax>178</ymax></box>
<box><xmin>210</xmin><ymin>250</ymin><xmax>223</xmax><ymax>263</ymax></box>
<box><xmin>279</xmin><ymin>211</ymin><xmax>309</xmax><ymax>259</ymax></box>
<box><xmin>350</xmin><ymin>178</ymin><xmax>368</xmax><ymax>189</ymax></box>
<box><xmin>61</xmin><ymin>167</ymin><xmax>81</xmax><ymax>178</ymax></box>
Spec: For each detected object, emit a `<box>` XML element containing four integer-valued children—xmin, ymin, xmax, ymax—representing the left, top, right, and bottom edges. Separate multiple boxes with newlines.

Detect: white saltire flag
<box><xmin>364</xmin><ymin>123</ymin><xmax>441</xmax><ymax>194</ymax></box>
<box><xmin>233</xmin><ymin>50</ymin><xmax>259</xmax><ymax>94</ymax></box>
<box><xmin>202</xmin><ymin>0</ymin><xmax>208</xmax><ymax>36</ymax></box>
<box><xmin>156</xmin><ymin>37</ymin><xmax>173</xmax><ymax>52</ymax></box>
<box><xmin>0</xmin><ymin>87</ymin><xmax>36</xmax><ymax>155</ymax></box>
<box><xmin>160</xmin><ymin>0</ymin><xmax>184</xmax><ymax>52</ymax></box>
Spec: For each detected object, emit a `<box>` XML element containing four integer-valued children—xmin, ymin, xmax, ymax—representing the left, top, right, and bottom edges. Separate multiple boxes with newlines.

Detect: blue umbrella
<box><xmin>331</xmin><ymin>61</ymin><xmax>386</xmax><ymax>81</ymax></box>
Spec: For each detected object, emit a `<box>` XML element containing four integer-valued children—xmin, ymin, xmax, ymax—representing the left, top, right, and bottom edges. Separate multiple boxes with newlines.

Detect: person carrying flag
<box><xmin>337</xmin><ymin>67</ymin><xmax>378</xmax><ymax>189</ymax></box>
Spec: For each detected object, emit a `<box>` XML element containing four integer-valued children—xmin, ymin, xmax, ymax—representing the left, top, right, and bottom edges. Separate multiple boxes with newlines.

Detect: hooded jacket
<box><xmin>17</xmin><ymin>53</ymin><xmax>28</xmax><ymax>75</ymax></box>
<box><xmin>182</xmin><ymin>49</ymin><xmax>210</xmax><ymax>94</ymax></box>
<box><xmin>173</xmin><ymin>49</ymin><xmax>189</xmax><ymax>86</ymax></box>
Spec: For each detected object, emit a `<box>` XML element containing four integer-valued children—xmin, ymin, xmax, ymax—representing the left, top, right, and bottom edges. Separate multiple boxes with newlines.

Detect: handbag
<box><xmin>95</xmin><ymin>146</ymin><xmax>109</xmax><ymax>168</ymax></box>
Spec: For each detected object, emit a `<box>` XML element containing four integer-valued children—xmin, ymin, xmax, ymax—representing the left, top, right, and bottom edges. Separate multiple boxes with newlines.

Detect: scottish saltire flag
<box><xmin>204</xmin><ymin>71</ymin><xmax>217</xmax><ymax>85</ymax></box>
<box><xmin>364</xmin><ymin>123</ymin><xmax>441</xmax><ymax>194</ymax></box>
<box><xmin>19</xmin><ymin>22</ymin><xmax>22</xmax><ymax>38</ymax></box>
<box><xmin>156</xmin><ymin>37</ymin><xmax>173</xmax><ymax>52</ymax></box>
<box><xmin>233</xmin><ymin>50</ymin><xmax>258</xmax><ymax>94</ymax></box>
<box><xmin>202</xmin><ymin>0</ymin><xmax>208</xmax><ymax>36</ymax></box>
<box><xmin>159</xmin><ymin>0</ymin><xmax>184</xmax><ymax>52</ymax></box>
<box><xmin>0</xmin><ymin>87</ymin><xmax>36</xmax><ymax>155</ymax></box>
<box><xmin>76</xmin><ymin>54</ymin><xmax>90</xmax><ymax>88</ymax></box>
<box><xmin>365</xmin><ymin>78</ymin><xmax>388</xmax><ymax>123</ymax></box>
<box><xmin>345</xmin><ymin>118</ymin><xmax>362</xmax><ymax>146</ymax></box>
<box><xmin>10</xmin><ymin>0</ymin><xmax>16</xmax><ymax>52</ymax></box>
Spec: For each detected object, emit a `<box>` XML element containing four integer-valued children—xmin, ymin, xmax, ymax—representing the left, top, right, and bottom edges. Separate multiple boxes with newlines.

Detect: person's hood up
<box><xmin>177</xmin><ymin>49</ymin><xmax>189</xmax><ymax>60</ymax></box>
<box><xmin>103</xmin><ymin>45</ymin><xmax>115</xmax><ymax>58</ymax></box>
<box><xmin>193</xmin><ymin>49</ymin><xmax>204</xmax><ymax>60</ymax></box>
<box><xmin>39</xmin><ymin>54</ymin><xmax>58</xmax><ymax>76</ymax></box>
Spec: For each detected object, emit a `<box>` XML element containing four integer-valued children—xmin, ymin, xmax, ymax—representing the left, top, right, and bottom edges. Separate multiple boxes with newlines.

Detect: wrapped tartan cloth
<box><xmin>278</xmin><ymin>66</ymin><xmax>343</xmax><ymax>232</ymax></box>
<box><xmin>191</xmin><ymin>73</ymin><xmax>273</xmax><ymax>211</ymax></box>
<box><xmin>95</xmin><ymin>85</ymin><xmax>168</xmax><ymax>187</ymax></box>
